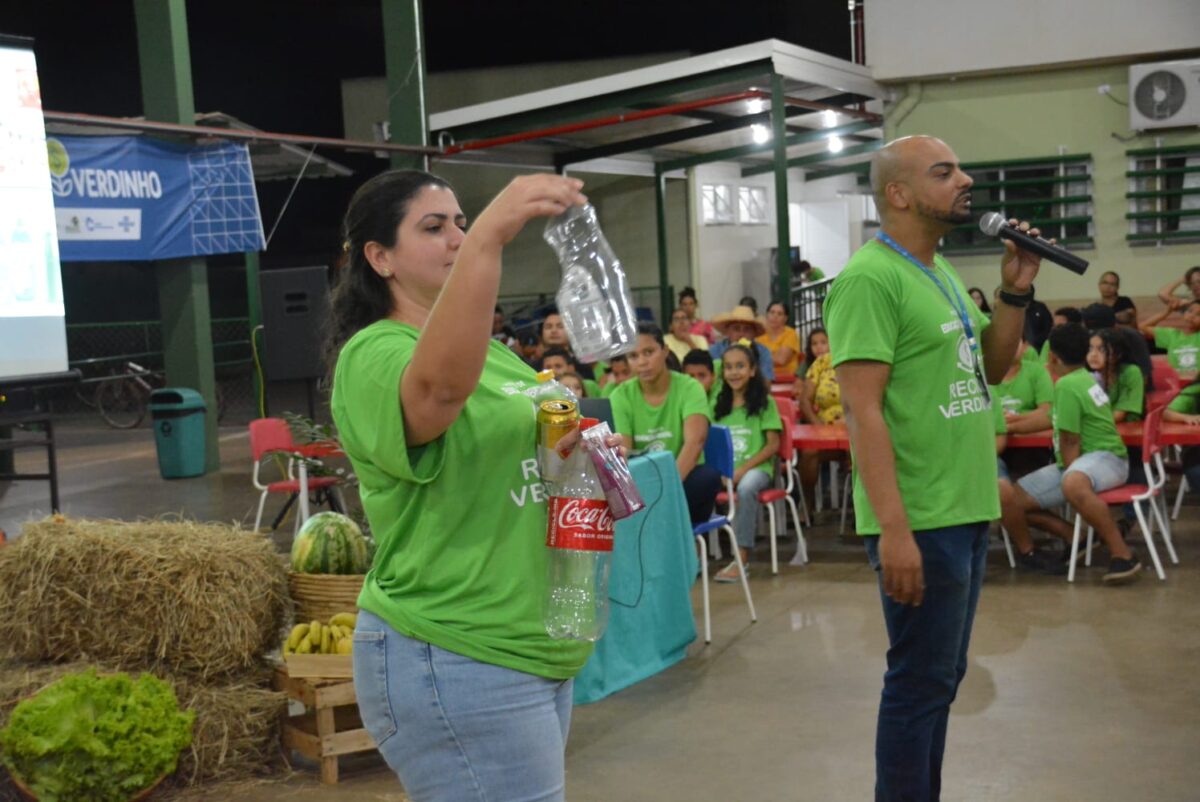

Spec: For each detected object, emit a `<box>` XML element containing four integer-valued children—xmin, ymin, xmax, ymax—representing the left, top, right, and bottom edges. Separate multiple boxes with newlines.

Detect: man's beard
<box><xmin>916</xmin><ymin>198</ymin><xmax>973</xmax><ymax>225</ymax></box>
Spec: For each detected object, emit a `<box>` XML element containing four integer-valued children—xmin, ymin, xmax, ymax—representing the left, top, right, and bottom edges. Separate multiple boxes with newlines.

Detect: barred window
<box><xmin>737</xmin><ymin>185</ymin><xmax>769</xmax><ymax>224</ymax></box>
<box><xmin>941</xmin><ymin>154</ymin><xmax>1094</xmax><ymax>254</ymax></box>
<box><xmin>701</xmin><ymin>183</ymin><xmax>734</xmax><ymax>225</ymax></box>
<box><xmin>1126</xmin><ymin>144</ymin><xmax>1200</xmax><ymax>246</ymax></box>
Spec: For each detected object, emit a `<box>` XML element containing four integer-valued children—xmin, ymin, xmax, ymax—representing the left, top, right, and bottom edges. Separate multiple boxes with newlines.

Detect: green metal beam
<box><xmin>434</xmin><ymin>61</ymin><xmax>772</xmax><ymax>143</ymax></box>
<box><xmin>382</xmin><ymin>0</ymin><xmax>428</xmax><ymax>170</ymax></box>
<box><xmin>659</xmin><ymin>120</ymin><xmax>875</xmax><ymax>174</ymax></box>
<box><xmin>742</xmin><ymin>139</ymin><xmax>883</xmax><ymax>178</ymax></box>
<box><xmin>654</xmin><ymin>166</ymin><xmax>672</xmax><ymax>326</ymax></box>
<box><xmin>555</xmin><ymin>105</ymin><xmax>817</xmax><ymax>169</ymax></box>
<box><xmin>770</xmin><ymin>74</ymin><xmax>791</xmax><ymax>306</ymax></box>
<box><xmin>134</xmin><ymin>0</ymin><xmax>219</xmax><ymax>473</ymax></box>
<box><xmin>244</xmin><ymin>250</ymin><xmax>263</xmax><ymax>415</ymax></box>
<box><xmin>803</xmin><ymin>161</ymin><xmax>872</xmax><ymax>182</ymax></box>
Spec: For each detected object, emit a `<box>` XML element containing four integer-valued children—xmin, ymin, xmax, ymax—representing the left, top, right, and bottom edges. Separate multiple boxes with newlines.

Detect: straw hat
<box><xmin>711</xmin><ymin>305</ymin><xmax>767</xmax><ymax>337</ymax></box>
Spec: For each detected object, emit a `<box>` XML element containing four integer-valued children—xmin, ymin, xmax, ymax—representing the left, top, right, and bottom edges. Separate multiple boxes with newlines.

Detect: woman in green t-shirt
<box><xmin>1139</xmin><ymin>300</ymin><xmax>1200</xmax><ymax>381</ymax></box>
<box><xmin>610</xmin><ymin>322</ymin><xmax>721</xmax><ymax>525</ymax></box>
<box><xmin>1087</xmin><ymin>329</ymin><xmax>1145</xmax><ymax>422</ymax></box>
<box><xmin>328</xmin><ymin>169</ymin><xmax>594</xmax><ymax>801</ymax></box>
<box><xmin>710</xmin><ymin>344</ymin><xmax>781</xmax><ymax>582</ymax></box>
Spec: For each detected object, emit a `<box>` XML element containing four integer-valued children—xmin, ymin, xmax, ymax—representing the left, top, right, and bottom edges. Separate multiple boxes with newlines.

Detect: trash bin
<box><xmin>149</xmin><ymin>388</ymin><xmax>207</xmax><ymax>479</ymax></box>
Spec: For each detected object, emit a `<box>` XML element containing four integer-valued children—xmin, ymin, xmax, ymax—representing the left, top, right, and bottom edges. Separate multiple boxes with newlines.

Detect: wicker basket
<box><xmin>288</xmin><ymin>572</ymin><xmax>365</xmax><ymax>622</ymax></box>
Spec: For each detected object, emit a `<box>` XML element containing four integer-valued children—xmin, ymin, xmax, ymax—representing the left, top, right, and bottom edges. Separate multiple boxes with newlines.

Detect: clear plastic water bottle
<box><xmin>544</xmin><ymin>418</ymin><xmax>615</xmax><ymax>642</ymax></box>
<box><xmin>543</xmin><ymin>204</ymin><xmax>638</xmax><ymax>364</ymax></box>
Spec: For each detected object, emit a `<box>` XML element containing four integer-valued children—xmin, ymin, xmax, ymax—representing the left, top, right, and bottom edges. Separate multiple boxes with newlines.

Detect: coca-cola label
<box><xmin>546</xmin><ymin>496</ymin><xmax>615</xmax><ymax>552</ymax></box>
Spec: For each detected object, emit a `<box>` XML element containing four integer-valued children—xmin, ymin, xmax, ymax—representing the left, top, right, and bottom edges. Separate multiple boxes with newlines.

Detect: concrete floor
<box><xmin>3</xmin><ymin>418</ymin><xmax>1198</xmax><ymax>801</ymax></box>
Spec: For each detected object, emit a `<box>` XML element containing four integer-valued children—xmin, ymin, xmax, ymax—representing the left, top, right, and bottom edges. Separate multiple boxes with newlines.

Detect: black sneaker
<box><xmin>1103</xmin><ymin>556</ymin><xmax>1142</xmax><ymax>585</ymax></box>
<box><xmin>1016</xmin><ymin>548</ymin><xmax>1068</xmax><ymax>575</ymax></box>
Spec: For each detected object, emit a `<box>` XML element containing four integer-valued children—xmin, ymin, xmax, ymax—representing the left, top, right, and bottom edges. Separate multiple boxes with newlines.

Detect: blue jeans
<box><xmin>733</xmin><ymin>468</ymin><xmax>773</xmax><ymax>552</ymax></box>
<box><xmin>352</xmin><ymin>609</ymin><xmax>574</xmax><ymax>802</ymax></box>
<box><xmin>863</xmin><ymin>522</ymin><xmax>989</xmax><ymax>802</ymax></box>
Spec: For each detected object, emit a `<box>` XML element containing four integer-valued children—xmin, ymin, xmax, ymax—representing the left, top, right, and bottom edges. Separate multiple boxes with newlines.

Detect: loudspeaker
<box><xmin>259</xmin><ymin>266</ymin><xmax>331</xmax><ymax>381</ymax></box>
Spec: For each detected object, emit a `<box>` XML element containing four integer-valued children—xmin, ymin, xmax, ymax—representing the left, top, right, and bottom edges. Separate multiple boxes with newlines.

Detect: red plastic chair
<box><xmin>249</xmin><ymin>418</ymin><xmax>345</xmax><ymax>533</ymax></box>
<box><xmin>1068</xmin><ymin>406</ymin><xmax>1177</xmax><ymax>581</ymax></box>
<box><xmin>1147</xmin><ymin>358</ymin><xmax>1182</xmax><ymax>412</ymax></box>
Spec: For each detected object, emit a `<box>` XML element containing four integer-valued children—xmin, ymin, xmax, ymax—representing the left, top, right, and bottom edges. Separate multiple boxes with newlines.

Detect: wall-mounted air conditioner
<box><xmin>1129</xmin><ymin>60</ymin><xmax>1200</xmax><ymax>130</ymax></box>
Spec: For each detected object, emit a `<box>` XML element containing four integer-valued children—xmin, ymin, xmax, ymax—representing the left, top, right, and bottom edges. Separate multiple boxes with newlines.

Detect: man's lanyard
<box><xmin>874</xmin><ymin>231</ymin><xmax>991</xmax><ymax>404</ymax></box>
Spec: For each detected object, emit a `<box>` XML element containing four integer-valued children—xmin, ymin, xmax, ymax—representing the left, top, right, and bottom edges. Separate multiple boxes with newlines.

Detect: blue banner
<box><xmin>48</xmin><ymin>135</ymin><xmax>265</xmax><ymax>261</ymax></box>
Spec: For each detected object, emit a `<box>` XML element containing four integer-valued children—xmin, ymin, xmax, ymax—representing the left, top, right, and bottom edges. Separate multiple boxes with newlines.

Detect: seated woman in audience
<box><xmin>710</xmin><ymin>344</ymin><xmax>781</xmax><ymax>582</ymax></box>
<box><xmin>756</xmin><ymin>301</ymin><xmax>801</xmax><ymax>379</ymax></box>
<box><xmin>797</xmin><ymin>327</ymin><xmax>845</xmax><ymax>510</ymax></box>
<box><xmin>709</xmin><ymin>305</ymin><xmax>775</xmax><ymax>381</ymax></box>
<box><xmin>1097</xmin><ymin>271</ymin><xmax>1137</xmax><ymax>327</ymax></box>
<box><xmin>968</xmin><ymin>287</ymin><xmax>992</xmax><ymax>317</ymax></box>
<box><xmin>1157</xmin><ymin>266</ymin><xmax>1200</xmax><ymax>308</ymax></box>
<box><xmin>1139</xmin><ymin>300</ymin><xmax>1200</xmax><ymax>382</ymax></box>
<box><xmin>1088</xmin><ymin>328</ymin><xmax>1145</xmax><ymax>422</ymax></box>
<box><xmin>682</xmin><ymin>349</ymin><xmax>719</xmax><ymax>403</ymax></box>
<box><xmin>997</xmin><ymin>338</ymin><xmax>1053</xmax><ymax>434</ymax></box>
<box><xmin>665</xmin><ymin>307</ymin><xmax>710</xmax><ymax>362</ymax></box>
<box><xmin>678</xmin><ymin>286</ymin><xmax>718</xmax><ymax>345</ymax></box>
<box><xmin>610</xmin><ymin>323</ymin><xmax>721</xmax><ymax>525</ymax></box>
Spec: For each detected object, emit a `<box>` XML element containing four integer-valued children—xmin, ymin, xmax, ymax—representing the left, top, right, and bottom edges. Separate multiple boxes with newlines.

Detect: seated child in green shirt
<box><xmin>709</xmin><ymin>344</ymin><xmax>782</xmax><ymax>583</ymax></box>
<box><xmin>999</xmin><ymin>323</ymin><xmax>1142</xmax><ymax>584</ymax></box>
<box><xmin>1087</xmin><ymin>328</ymin><xmax>1145</xmax><ymax>423</ymax></box>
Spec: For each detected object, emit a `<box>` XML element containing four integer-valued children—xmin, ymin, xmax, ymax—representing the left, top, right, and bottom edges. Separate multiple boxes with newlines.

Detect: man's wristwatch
<box><xmin>998</xmin><ymin>288</ymin><xmax>1033</xmax><ymax>308</ymax></box>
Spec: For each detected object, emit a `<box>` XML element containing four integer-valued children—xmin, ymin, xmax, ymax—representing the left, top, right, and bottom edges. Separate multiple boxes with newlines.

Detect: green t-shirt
<box><xmin>1108</xmin><ymin>363</ymin><xmax>1144</xmax><ymax>422</ymax></box>
<box><xmin>610</xmin><ymin>371</ymin><xmax>711</xmax><ymax>457</ymax></box>
<box><xmin>1154</xmin><ymin>328</ymin><xmax>1200</xmax><ymax>374</ymax></box>
<box><xmin>600</xmin><ymin>380</ymin><xmax>620</xmax><ymax>398</ymax></box>
<box><xmin>991</xmin><ymin>389</ymin><xmax>1007</xmax><ymax>436</ymax></box>
<box><xmin>995</xmin><ymin>359</ymin><xmax>1054</xmax><ymax>414</ymax></box>
<box><xmin>331</xmin><ymin>320</ymin><xmax>591</xmax><ymax>680</ymax></box>
<box><xmin>582</xmin><ymin>378</ymin><xmax>602</xmax><ymax>398</ymax></box>
<box><xmin>825</xmin><ymin>239</ymin><xmax>998</xmax><ymax>535</ymax></box>
<box><xmin>1021</xmin><ymin>343</ymin><xmax>1041</xmax><ymax>364</ymax></box>
<box><xmin>1052</xmin><ymin>368</ymin><xmax>1128</xmax><ymax>467</ymax></box>
<box><xmin>712</xmin><ymin>397</ymin><xmax>783</xmax><ymax>478</ymax></box>
<box><xmin>1168</xmin><ymin>382</ymin><xmax>1200</xmax><ymax>414</ymax></box>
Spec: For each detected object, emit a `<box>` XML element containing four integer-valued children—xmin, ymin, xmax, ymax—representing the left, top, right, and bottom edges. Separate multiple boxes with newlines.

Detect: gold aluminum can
<box><xmin>537</xmin><ymin>398</ymin><xmax>578</xmax><ymax>454</ymax></box>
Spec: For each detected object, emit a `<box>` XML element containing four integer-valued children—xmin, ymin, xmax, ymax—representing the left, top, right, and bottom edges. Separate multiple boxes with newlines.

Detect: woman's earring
<box><xmin>381</xmin><ymin>270</ymin><xmax>392</xmax><ymax>277</ymax></box>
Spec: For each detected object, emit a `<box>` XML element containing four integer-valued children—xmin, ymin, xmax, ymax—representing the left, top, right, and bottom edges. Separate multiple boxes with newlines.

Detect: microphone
<box><xmin>978</xmin><ymin>212</ymin><xmax>1089</xmax><ymax>275</ymax></box>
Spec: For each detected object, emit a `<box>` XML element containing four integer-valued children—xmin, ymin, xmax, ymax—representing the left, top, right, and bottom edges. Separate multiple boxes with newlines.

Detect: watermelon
<box><xmin>291</xmin><ymin>512</ymin><xmax>370</xmax><ymax>574</ymax></box>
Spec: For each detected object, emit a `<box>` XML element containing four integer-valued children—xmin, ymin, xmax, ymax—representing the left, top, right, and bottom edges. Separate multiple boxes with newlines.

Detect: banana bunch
<box><xmin>284</xmin><ymin>612</ymin><xmax>358</xmax><ymax>656</ymax></box>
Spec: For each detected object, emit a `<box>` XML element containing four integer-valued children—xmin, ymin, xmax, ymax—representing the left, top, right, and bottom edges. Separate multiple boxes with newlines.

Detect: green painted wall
<box><xmin>888</xmin><ymin>63</ymin><xmax>1200</xmax><ymax>306</ymax></box>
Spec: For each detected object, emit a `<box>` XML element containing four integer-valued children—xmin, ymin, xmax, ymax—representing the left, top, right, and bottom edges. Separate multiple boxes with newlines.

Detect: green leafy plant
<box><xmin>0</xmin><ymin>669</ymin><xmax>194</xmax><ymax>802</ymax></box>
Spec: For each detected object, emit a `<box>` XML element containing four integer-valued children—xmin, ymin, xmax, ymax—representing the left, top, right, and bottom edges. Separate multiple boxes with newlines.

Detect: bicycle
<box><xmin>95</xmin><ymin>361</ymin><xmax>226</xmax><ymax>429</ymax></box>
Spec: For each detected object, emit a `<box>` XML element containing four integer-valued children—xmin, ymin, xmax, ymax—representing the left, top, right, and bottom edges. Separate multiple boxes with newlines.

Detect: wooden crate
<box><xmin>273</xmin><ymin>665</ymin><xmax>377</xmax><ymax>784</ymax></box>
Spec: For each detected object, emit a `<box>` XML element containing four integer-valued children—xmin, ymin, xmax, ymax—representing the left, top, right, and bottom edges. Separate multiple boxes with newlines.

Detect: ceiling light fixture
<box><xmin>751</xmin><ymin>124</ymin><xmax>770</xmax><ymax>144</ymax></box>
<box><xmin>747</xmin><ymin>98</ymin><xmax>764</xmax><ymax>114</ymax></box>
<box><xmin>828</xmin><ymin>135</ymin><xmax>844</xmax><ymax>154</ymax></box>
<box><xmin>823</xmin><ymin>109</ymin><xmax>837</xmax><ymax>128</ymax></box>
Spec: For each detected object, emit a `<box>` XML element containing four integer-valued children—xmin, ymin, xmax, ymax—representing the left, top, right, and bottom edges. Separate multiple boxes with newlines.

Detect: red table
<box><xmin>1007</xmin><ymin>421</ymin><xmax>1200</xmax><ymax>450</ymax></box>
<box><xmin>792</xmin><ymin>423</ymin><xmax>851</xmax><ymax>450</ymax></box>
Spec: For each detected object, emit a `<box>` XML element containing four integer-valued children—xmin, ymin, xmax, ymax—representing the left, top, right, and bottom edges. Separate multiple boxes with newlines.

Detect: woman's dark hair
<box><xmin>804</xmin><ymin>326</ymin><xmax>828</xmax><ymax>366</ymax></box>
<box><xmin>678</xmin><ymin>286</ymin><xmax>697</xmax><ymax>303</ymax></box>
<box><xmin>738</xmin><ymin>295</ymin><xmax>759</xmax><ymax>313</ymax></box>
<box><xmin>665</xmin><ymin>352</ymin><xmax>682</xmax><ymax>372</ymax></box>
<box><xmin>1185</xmin><ymin>266</ymin><xmax>1200</xmax><ymax>284</ymax></box>
<box><xmin>765</xmin><ymin>300</ymin><xmax>788</xmax><ymax>322</ymax></box>
<box><xmin>1095</xmin><ymin>327</ymin><xmax>1132</xmax><ymax>393</ymax></box>
<box><xmin>326</xmin><ymin>169</ymin><xmax>453</xmax><ymax>368</ymax></box>
<box><xmin>968</xmin><ymin>287</ymin><xmax>992</xmax><ymax>315</ymax></box>
<box><xmin>713</xmin><ymin>343</ymin><xmax>768</xmax><ymax>420</ymax></box>
<box><xmin>636</xmin><ymin>321</ymin><xmax>666</xmax><ymax>348</ymax></box>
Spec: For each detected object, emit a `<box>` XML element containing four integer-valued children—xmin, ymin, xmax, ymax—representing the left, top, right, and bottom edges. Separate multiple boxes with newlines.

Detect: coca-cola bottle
<box><xmin>544</xmin><ymin>417</ymin><xmax>615</xmax><ymax>642</ymax></box>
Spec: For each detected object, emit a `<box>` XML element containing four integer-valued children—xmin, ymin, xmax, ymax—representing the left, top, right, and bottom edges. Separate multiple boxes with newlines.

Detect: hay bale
<box><xmin>0</xmin><ymin>661</ymin><xmax>287</xmax><ymax>793</ymax></box>
<box><xmin>0</xmin><ymin>516</ymin><xmax>290</xmax><ymax>680</ymax></box>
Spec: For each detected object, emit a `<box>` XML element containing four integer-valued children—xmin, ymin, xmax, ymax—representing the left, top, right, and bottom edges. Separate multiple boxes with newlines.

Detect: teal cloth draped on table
<box><xmin>573</xmin><ymin>450</ymin><xmax>698</xmax><ymax>705</ymax></box>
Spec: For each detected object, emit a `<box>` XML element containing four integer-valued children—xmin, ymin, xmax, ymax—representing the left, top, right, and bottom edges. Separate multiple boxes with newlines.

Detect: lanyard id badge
<box><xmin>874</xmin><ymin>232</ymin><xmax>991</xmax><ymax>405</ymax></box>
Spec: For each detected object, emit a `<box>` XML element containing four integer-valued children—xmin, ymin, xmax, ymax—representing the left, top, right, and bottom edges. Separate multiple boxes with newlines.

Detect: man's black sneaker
<box><xmin>1103</xmin><ymin>556</ymin><xmax>1142</xmax><ymax>585</ymax></box>
<box><xmin>1016</xmin><ymin>548</ymin><xmax>1068</xmax><ymax>575</ymax></box>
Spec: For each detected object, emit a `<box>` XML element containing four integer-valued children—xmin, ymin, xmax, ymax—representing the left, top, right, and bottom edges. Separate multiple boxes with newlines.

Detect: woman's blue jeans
<box><xmin>353</xmin><ymin>609</ymin><xmax>574</xmax><ymax>802</ymax></box>
<box><xmin>863</xmin><ymin>522</ymin><xmax>989</xmax><ymax>802</ymax></box>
